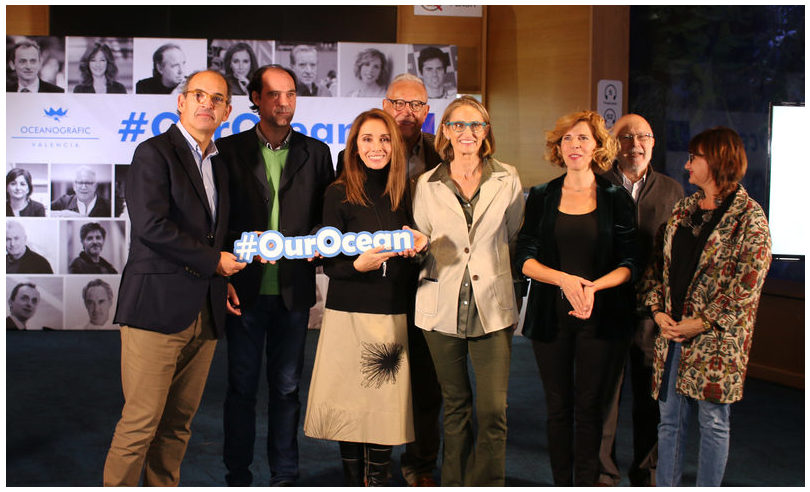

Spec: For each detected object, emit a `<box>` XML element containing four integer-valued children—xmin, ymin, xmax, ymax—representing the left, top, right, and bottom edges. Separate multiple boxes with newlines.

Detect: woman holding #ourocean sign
<box><xmin>303</xmin><ymin>109</ymin><xmax>427</xmax><ymax>486</ymax></box>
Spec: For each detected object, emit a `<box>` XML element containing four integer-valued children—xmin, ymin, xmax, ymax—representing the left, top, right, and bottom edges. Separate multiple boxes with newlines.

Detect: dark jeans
<box><xmin>223</xmin><ymin>295</ymin><xmax>309</xmax><ymax>486</ymax></box>
<box><xmin>400</xmin><ymin>322</ymin><xmax>442</xmax><ymax>484</ymax></box>
<box><xmin>532</xmin><ymin>323</ymin><xmax>626</xmax><ymax>486</ymax></box>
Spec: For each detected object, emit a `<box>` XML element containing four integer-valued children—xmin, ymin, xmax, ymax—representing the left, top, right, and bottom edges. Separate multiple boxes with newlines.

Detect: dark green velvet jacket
<box><xmin>515</xmin><ymin>173</ymin><xmax>639</xmax><ymax>341</ymax></box>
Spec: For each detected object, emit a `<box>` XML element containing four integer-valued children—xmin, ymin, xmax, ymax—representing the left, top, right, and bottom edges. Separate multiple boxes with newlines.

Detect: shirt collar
<box><xmin>256</xmin><ymin>125</ymin><xmax>292</xmax><ymax>151</ymax></box>
<box><xmin>430</xmin><ymin>157</ymin><xmax>499</xmax><ymax>183</ymax></box>
<box><xmin>18</xmin><ymin>78</ymin><xmax>39</xmax><ymax>92</ymax></box>
<box><xmin>176</xmin><ymin>121</ymin><xmax>219</xmax><ymax>160</ymax></box>
<box><xmin>76</xmin><ymin>194</ymin><xmax>98</xmax><ymax>216</ymax></box>
<box><xmin>619</xmin><ymin>168</ymin><xmax>647</xmax><ymax>201</ymax></box>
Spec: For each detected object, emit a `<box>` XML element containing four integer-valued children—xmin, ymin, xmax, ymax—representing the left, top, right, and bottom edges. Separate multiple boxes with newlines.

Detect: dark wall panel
<box><xmin>50</xmin><ymin>5</ymin><xmax>397</xmax><ymax>43</ymax></box>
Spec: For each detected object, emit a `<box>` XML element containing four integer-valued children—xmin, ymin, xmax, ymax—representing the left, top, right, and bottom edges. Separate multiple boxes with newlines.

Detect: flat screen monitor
<box><xmin>767</xmin><ymin>103</ymin><xmax>806</xmax><ymax>259</ymax></box>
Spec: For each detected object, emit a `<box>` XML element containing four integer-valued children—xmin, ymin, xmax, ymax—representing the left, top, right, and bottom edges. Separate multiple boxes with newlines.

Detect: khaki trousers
<box><xmin>103</xmin><ymin>305</ymin><xmax>216</xmax><ymax>486</ymax></box>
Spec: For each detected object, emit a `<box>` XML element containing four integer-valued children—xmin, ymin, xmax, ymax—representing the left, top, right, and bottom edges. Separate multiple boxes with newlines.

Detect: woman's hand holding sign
<box><xmin>353</xmin><ymin>245</ymin><xmax>399</xmax><ymax>273</ymax></box>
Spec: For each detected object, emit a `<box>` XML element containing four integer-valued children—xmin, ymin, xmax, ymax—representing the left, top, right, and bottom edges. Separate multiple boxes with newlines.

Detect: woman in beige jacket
<box><xmin>412</xmin><ymin>96</ymin><xmax>524</xmax><ymax>486</ymax></box>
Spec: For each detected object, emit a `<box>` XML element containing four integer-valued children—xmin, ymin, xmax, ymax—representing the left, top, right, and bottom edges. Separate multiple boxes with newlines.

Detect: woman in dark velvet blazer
<box><xmin>515</xmin><ymin>110</ymin><xmax>638</xmax><ymax>486</ymax></box>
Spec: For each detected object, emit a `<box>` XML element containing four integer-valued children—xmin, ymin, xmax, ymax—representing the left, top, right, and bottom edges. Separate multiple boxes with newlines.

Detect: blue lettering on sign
<box><xmin>233</xmin><ymin>227</ymin><xmax>415</xmax><ymax>262</ymax></box>
<box><xmin>422</xmin><ymin>113</ymin><xmax>435</xmax><ymax>134</ymax></box>
<box><xmin>152</xmin><ymin>112</ymin><xmax>179</xmax><ymax>136</ymax></box>
<box><xmin>118</xmin><ymin>111</ymin><xmax>426</xmax><ymax>144</ymax></box>
<box><xmin>215</xmin><ymin>113</ymin><xmax>260</xmax><ymax>140</ymax></box>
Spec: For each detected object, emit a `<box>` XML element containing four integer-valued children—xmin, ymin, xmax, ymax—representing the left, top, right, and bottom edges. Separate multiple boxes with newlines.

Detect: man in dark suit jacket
<box><xmin>334</xmin><ymin>73</ymin><xmax>446</xmax><ymax>486</ymax></box>
<box><xmin>103</xmin><ymin>70</ymin><xmax>245</xmax><ymax>486</ymax></box>
<box><xmin>7</xmin><ymin>40</ymin><xmax>64</xmax><ymax>93</ymax></box>
<box><xmin>6</xmin><ymin>282</ymin><xmax>40</xmax><ymax>330</ymax></box>
<box><xmin>216</xmin><ymin>65</ymin><xmax>334</xmax><ymax>487</ymax></box>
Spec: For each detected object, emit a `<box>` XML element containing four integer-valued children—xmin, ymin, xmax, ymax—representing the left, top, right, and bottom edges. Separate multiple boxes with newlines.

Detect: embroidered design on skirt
<box><xmin>360</xmin><ymin>342</ymin><xmax>404</xmax><ymax>388</ymax></box>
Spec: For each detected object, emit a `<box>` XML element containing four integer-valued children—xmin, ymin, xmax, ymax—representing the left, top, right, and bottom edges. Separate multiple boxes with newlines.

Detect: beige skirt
<box><xmin>304</xmin><ymin>308</ymin><xmax>414</xmax><ymax>445</ymax></box>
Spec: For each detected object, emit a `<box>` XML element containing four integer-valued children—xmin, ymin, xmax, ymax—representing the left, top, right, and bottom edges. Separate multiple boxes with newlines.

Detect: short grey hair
<box><xmin>386</xmin><ymin>73</ymin><xmax>427</xmax><ymax>99</ymax></box>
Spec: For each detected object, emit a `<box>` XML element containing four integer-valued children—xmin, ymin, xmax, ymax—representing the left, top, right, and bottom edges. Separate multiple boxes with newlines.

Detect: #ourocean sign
<box><xmin>233</xmin><ymin>227</ymin><xmax>415</xmax><ymax>263</ymax></box>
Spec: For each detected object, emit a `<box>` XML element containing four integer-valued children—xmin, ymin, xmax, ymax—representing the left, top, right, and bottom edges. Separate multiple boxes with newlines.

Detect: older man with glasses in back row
<box><xmin>597</xmin><ymin>113</ymin><xmax>683</xmax><ymax>487</ymax></box>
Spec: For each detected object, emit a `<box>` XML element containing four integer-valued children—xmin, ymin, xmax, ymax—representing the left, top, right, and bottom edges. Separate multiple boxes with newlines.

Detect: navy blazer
<box><xmin>217</xmin><ymin>125</ymin><xmax>334</xmax><ymax>311</ymax></box>
<box><xmin>515</xmin><ymin>173</ymin><xmax>639</xmax><ymax>341</ymax></box>
<box><xmin>114</xmin><ymin>124</ymin><xmax>230</xmax><ymax>336</ymax></box>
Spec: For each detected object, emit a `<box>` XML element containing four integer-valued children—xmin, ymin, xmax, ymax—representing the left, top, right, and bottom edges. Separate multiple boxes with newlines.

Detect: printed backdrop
<box><xmin>6</xmin><ymin>35</ymin><xmax>456</xmax><ymax>330</ymax></box>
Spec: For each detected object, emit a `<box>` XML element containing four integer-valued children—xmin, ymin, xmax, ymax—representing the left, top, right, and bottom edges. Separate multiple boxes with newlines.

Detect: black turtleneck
<box><xmin>321</xmin><ymin>164</ymin><xmax>415</xmax><ymax>314</ymax></box>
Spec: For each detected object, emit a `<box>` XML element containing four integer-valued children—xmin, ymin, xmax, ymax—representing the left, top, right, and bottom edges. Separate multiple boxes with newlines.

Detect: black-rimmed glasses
<box><xmin>386</xmin><ymin>98</ymin><xmax>427</xmax><ymax>112</ymax></box>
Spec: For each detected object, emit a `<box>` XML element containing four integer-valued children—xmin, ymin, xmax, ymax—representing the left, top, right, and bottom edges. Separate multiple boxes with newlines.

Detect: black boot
<box><xmin>365</xmin><ymin>444</ymin><xmax>392</xmax><ymax>487</ymax></box>
<box><xmin>339</xmin><ymin>441</ymin><xmax>365</xmax><ymax>486</ymax></box>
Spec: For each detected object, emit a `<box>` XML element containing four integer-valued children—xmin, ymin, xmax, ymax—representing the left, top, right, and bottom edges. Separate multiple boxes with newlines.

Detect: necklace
<box><xmin>687</xmin><ymin>208</ymin><xmax>715</xmax><ymax>237</ymax></box>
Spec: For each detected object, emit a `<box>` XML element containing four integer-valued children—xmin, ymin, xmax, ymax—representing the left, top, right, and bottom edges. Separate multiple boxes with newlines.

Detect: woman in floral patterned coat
<box><xmin>640</xmin><ymin>127</ymin><xmax>771</xmax><ymax>486</ymax></box>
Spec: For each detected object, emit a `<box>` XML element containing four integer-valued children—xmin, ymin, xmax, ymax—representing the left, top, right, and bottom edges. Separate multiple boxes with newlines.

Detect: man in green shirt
<box><xmin>216</xmin><ymin>65</ymin><xmax>334</xmax><ymax>486</ymax></box>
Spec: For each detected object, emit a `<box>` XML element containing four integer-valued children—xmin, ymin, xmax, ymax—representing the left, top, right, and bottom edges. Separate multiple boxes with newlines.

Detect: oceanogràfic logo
<box><xmin>44</xmin><ymin>106</ymin><xmax>68</xmax><ymax>122</ymax></box>
<box><xmin>15</xmin><ymin>105</ymin><xmax>92</xmax><ymax>137</ymax></box>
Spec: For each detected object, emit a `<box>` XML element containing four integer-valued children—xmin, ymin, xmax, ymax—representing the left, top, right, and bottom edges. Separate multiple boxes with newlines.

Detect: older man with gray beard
<box><xmin>598</xmin><ymin>113</ymin><xmax>683</xmax><ymax>486</ymax></box>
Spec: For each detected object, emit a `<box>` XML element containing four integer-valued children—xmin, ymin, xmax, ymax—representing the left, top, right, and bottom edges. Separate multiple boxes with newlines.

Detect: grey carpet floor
<box><xmin>6</xmin><ymin>330</ymin><xmax>804</xmax><ymax>486</ymax></box>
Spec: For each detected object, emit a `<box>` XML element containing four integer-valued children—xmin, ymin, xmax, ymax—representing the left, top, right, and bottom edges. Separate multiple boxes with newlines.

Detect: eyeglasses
<box><xmin>184</xmin><ymin>89</ymin><xmax>229</xmax><ymax>107</ymax></box>
<box><xmin>445</xmin><ymin>121</ymin><xmax>488</xmax><ymax>134</ymax></box>
<box><xmin>618</xmin><ymin>133</ymin><xmax>654</xmax><ymax>143</ymax></box>
<box><xmin>688</xmin><ymin>152</ymin><xmax>705</xmax><ymax>163</ymax></box>
<box><xmin>74</xmin><ymin>181</ymin><xmax>95</xmax><ymax>187</ymax></box>
<box><xmin>386</xmin><ymin>98</ymin><xmax>427</xmax><ymax>112</ymax></box>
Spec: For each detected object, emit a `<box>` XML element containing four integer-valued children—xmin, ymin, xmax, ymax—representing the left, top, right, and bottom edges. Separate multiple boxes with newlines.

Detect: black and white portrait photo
<box><xmin>409</xmin><ymin>44</ymin><xmax>458</xmax><ymax>99</ymax></box>
<box><xmin>6</xmin><ymin>276</ymin><xmax>63</xmax><ymax>331</ymax></box>
<box><xmin>208</xmin><ymin>39</ymin><xmax>274</xmax><ymax>96</ymax></box>
<box><xmin>113</xmin><ymin>164</ymin><xmax>128</xmax><ymax>218</ymax></box>
<box><xmin>61</xmin><ymin>219</ymin><xmax>126</xmax><ymax>275</ymax></box>
<box><xmin>7</xmin><ymin>163</ymin><xmax>48</xmax><ymax>217</ymax></box>
<box><xmin>66</xmin><ymin>36</ymin><xmax>133</xmax><ymax>94</ymax></box>
<box><xmin>50</xmin><ymin>163</ymin><xmax>112</xmax><ymax>218</ymax></box>
<box><xmin>338</xmin><ymin>42</ymin><xmax>408</xmax><ymax>98</ymax></box>
<box><xmin>6</xmin><ymin>35</ymin><xmax>66</xmax><ymax>93</ymax></box>
<box><xmin>6</xmin><ymin>218</ymin><xmax>58</xmax><ymax>274</ymax></box>
<box><xmin>133</xmin><ymin>38</ymin><xmax>206</xmax><ymax>95</ymax></box>
<box><xmin>277</xmin><ymin>42</ymin><xmax>337</xmax><ymax>97</ymax></box>
<box><xmin>63</xmin><ymin>276</ymin><xmax>120</xmax><ymax>330</ymax></box>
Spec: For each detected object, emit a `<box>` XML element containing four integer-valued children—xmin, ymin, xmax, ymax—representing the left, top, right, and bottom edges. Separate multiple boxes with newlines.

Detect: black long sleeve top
<box><xmin>322</xmin><ymin>165</ymin><xmax>415</xmax><ymax>315</ymax></box>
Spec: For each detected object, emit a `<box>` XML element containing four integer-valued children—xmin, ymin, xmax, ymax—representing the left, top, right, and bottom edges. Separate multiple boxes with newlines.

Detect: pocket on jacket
<box><xmin>491</xmin><ymin>272</ymin><xmax>516</xmax><ymax>311</ymax></box>
<box><xmin>416</xmin><ymin>277</ymin><xmax>439</xmax><ymax>316</ymax></box>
